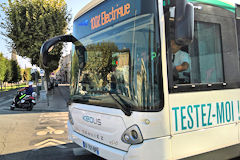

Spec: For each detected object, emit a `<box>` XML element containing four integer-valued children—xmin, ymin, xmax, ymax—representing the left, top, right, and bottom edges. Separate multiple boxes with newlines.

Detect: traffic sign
<box><xmin>40</xmin><ymin>69</ymin><xmax>45</xmax><ymax>77</ymax></box>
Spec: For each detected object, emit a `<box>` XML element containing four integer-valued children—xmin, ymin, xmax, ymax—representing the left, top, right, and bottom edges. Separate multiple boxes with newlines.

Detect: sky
<box><xmin>0</xmin><ymin>0</ymin><xmax>239</xmax><ymax>68</ymax></box>
<box><xmin>0</xmin><ymin>0</ymin><xmax>91</xmax><ymax>68</ymax></box>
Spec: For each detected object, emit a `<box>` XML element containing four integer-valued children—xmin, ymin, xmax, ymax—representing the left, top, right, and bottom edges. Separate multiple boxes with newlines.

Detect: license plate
<box><xmin>82</xmin><ymin>141</ymin><xmax>99</xmax><ymax>155</ymax></box>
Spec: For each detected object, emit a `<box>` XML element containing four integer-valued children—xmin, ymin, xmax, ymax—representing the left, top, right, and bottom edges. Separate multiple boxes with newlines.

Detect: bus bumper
<box><xmin>68</xmin><ymin>121</ymin><xmax>126</xmax><ymax>160</ymax></box>
<box><xmin>68</xmin><ymin>121</ymin><xmax>171</xmax><ymax>160</ymax></box>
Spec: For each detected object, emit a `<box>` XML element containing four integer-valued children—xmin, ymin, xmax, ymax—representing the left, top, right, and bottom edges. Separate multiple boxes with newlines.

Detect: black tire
<box><xmin>10</xmin><ymin>102</ymin><xmax>15</xmax><ymax>110</ymax></box>
<box><xmin>27</xmin><ymin>103</ymin><xmax>33</xmax><ymax>111</ymax></box>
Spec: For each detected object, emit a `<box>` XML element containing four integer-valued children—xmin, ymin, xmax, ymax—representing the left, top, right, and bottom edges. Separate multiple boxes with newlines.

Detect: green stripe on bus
<box><xmin>188</xmin><ymin>0</ymin><xmax>236</xmax><ymax>12</ymax></box>
<box><xmin>163</xmin><ymin>0</ymin><xmax>236</xmax><ymax>12</ymax></box>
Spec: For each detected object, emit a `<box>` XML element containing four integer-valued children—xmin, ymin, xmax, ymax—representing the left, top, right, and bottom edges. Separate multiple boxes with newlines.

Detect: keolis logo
<box><xmin>83</xmin><ymin>116</ymin><xmax>101</xmax><ymax>126</ymax></box>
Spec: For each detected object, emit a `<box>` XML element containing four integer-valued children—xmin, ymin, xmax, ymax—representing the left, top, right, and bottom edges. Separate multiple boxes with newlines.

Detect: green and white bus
<box><xmin>41</xmin><ymin>0</ymin><xmax>240</xmax><ymax>159</ymax></box>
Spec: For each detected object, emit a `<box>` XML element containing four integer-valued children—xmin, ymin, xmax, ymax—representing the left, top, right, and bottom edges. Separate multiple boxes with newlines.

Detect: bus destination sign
<box><xmin>74</xmin><ymin>0</ymin><xmax>140</xmax><ymax>39</ymax></box>
<box><xmin>90</xmin><ymin>3</ymin><xmax>131</xmax><ymax>30</ymax></box>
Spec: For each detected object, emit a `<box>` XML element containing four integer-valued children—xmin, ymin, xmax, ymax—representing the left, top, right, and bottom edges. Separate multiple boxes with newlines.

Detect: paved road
<box><xmin>0</xmin><ymin>86</ymin><xmax>104</xmax><ymax>160</ymax></box>
<box><xmin>0</xmin><ymin>89</ymin><xmax>18</xmax><ymax>113</ymax></box>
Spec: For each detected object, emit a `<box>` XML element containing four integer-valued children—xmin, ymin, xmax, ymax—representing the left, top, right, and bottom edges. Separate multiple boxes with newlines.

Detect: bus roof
<box><xmin>74</xmin><ymin>0</ymin><xmax>104</xmax><ymax>21</ymax></box>
<box><xmin>75</xmin><ymin>0</ymin><xmax>239</xmax><ymax>21</ymax></box>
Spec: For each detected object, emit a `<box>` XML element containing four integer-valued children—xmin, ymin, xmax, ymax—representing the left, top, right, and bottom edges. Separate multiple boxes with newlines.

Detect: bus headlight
<box><xmin>121</xmin><ymin>125</ymin><xmax>143</xmax><ymax>145</ymax></box>
<box><xmin>68</xmin><ymin>111</ymin><xmax>74</xmax><ymax>125</ymax></box>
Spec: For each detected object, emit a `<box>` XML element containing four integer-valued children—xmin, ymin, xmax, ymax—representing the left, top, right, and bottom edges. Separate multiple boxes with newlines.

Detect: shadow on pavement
<box><xmin>0</xmin><ymin>143</ymin><xmax>105</xmax><ymax>160</ymax></box>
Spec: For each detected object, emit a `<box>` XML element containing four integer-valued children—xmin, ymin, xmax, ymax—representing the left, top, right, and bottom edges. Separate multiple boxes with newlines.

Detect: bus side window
<box><xmin>188</xmin><ymin>21</ymin><xmax>224</xmax><ymax>84</ymax></box>
<box><xmin>237</xmin><ymin>19</ymin><xmax>240</xmax><ymax>57</ymax></box>
<box><xmin>169</xmin><ymin>4</ymin><xmax>240</xmax><ymax>92</ymax></box>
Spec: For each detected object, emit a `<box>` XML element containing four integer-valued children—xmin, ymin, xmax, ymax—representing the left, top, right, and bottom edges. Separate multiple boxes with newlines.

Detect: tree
<box><xmin>0</xmin><ymin>53</ymin><xmax>8</xmax><ymax>90</ymax></box>
<box><xmin>3</xmin><ymin>59</ymin><xmax>12</xmax><ymax>83</ymax></box>
<box><xmin>22</xmin><ymin>68</ymin><xmax>31</xmax><ymax>81</ymax></box>
<box><xmin>23</xmin><ymin>70</ymin><xmax>27</xmax><ymax>81</ymax></box>
<box><xmin>0</xmin><ymin>53</ymin><xmax>7</xmax><ymax>82</ymax></box>
<box><xmin>84</xmin><ymin>42</ymin><xmax>119</xmax><ymax>87</ymax></box>
<box><xmin>9</xmin><ymin>60</ymin><xmax>21</xmax><ymax>83</ymax></box>
<box><xmin>0</xmin><ymin>0</ymin><xmax>71</xmax><ymax>73</ymax></box>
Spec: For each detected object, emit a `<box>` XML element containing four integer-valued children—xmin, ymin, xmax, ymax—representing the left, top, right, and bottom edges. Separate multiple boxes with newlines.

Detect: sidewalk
<box><xmin>33</xmin><ymin>86</ymin><xmax>69</xmax><ymax>112</ymax></box>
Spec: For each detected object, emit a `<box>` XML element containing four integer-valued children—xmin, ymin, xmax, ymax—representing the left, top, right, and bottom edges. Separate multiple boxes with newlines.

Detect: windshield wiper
<box><xmin>108</xmin><ymin>91</ymin><xmax>132</xmax><ymax>116</ymax></box>
<box><xmin>71</xmin><ymin>96</ymin><xmax>89</xmax><ymax>103</ymax></box>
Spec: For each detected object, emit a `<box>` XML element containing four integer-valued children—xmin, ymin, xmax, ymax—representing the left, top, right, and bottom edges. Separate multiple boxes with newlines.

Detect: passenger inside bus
<box><xmin>171</xmin><ymin>39</ymin><xmax>191</xmax><ymax>83</ymax></box>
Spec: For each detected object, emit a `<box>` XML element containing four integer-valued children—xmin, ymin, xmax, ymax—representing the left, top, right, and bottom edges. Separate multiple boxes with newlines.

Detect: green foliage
<box><xmin>0</xmin><ymin>53</ymin><xmax>21</xmax><ymax>83</ymax></box>
<box><xmin>23</xmin><ymin>70</ymin><xmax>27</xmax><ymax>80</ymax></box>
<box><xmin>4</xmin><ymin>59</ymin><xmax>12</xmax><ymax>83</ymax></box>
<box><xmin>70</xmin><ymin>42</ymin><xmax>120</xmax><ymax>94</ymax></box>
<box><xmin>1</xmin><ymin>0</ymin><xmax>71</xmax><ymax>73</ymax></box>
<box><xmin>22</xmin><ymin>68</ymin><xmax>31</xmax><ymax>81</ymax></box>
<box><xmin>84</xmin><ymin>42</ymin><xmax>118</xmax><ymax>86</ymax></box>
<box><xmin>9</xmin><ymin>60</ymin><xmax>21</xmax><ymax>83</ymax></box>
<box><xmin>0</xmin><ymin>53</ymin><xmax>7</xmax><ymax>82</ymax></box>
<box><xmin>0</xmin><ymin>53</ymin><xmax>14</xmax><ymax>84</ymax></box>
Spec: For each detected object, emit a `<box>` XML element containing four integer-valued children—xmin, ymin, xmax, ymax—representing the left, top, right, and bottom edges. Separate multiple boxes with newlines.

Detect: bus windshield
<box><xmin>70</xmin><ymin>0</ymin><xmax>163</xmax><ymax>112</ymax></box>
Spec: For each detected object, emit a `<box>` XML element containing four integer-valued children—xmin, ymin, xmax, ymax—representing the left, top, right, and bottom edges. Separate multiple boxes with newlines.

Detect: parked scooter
<box><xmin>10</xmin><ymin>91</ymin><xmax>37</xmax><ymax>111</ymax></box>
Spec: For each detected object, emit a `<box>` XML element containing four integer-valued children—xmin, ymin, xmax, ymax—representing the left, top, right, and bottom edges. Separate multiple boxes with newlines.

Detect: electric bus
<box><xmin>40</xmin><ymin>0</ymin><xmax>240</xmax><ymax>159</ymax></box>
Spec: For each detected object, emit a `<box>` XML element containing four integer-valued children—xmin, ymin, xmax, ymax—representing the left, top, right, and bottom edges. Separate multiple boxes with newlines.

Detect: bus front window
<box><xmin>70</xmin><ymin>0</ymin><xmax>163</xmax><ymax>112</ymax></box>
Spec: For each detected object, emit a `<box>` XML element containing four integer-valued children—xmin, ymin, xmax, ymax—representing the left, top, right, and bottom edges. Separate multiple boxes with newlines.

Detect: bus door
<box><xmin>166</xmin><ymin>3</ymin><xmax>240</xmax><ymax>159</ymax></box>
<box><xmin>236</xmin><ymin>5</ymin><xmax>240</xmax><ymax>142</ymax></box>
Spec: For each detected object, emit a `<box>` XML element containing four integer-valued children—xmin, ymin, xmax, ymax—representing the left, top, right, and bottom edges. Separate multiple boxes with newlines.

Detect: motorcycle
<box><xmin>10</xmin><ymin>91</ymin><xmax>37</xmax><ymax>111</ymax></box>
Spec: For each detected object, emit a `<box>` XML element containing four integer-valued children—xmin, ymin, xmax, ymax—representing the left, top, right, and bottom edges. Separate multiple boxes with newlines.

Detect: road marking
<box><xmin>36</xmin><ymin>126</ymin><xmax>65</xmax><ymax>136</ymax></box>
<box><xmin>39</xmin><ymin>118</ymin><xmax>68</xmax><ymax>123</ymax></box>
<box><xmin>33</xmin><ymin>139</ymin><xmax>67</xmax><ymax>150</ymax></box>
<box><xmin>40</xmin><ymin>112</ymin><xmax>68</xmax><ymax>118</ymax></box>
<box><xmin>39</xmin><ymin>116</ymin><xmax>68</xmax><ymax>120</ymax></box>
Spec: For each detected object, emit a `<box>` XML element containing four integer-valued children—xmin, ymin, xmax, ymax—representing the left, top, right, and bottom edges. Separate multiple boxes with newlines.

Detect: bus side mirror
<box><xmin>40</xmin><ymin>35</ymin><xmax>85</xmax><ymax>69</ymax></box>
<box><xmin>236</xmin><ymin>4</ymin><xmax>240</xmax><ymax>20</ymax></box>
<box><xmin>175</xmin><ymin>0</ymin><xmax>194</xmax><ymax>46</ymax></box>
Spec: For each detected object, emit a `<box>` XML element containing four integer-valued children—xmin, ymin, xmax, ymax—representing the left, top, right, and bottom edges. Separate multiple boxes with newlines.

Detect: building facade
<box><xmin>56</xmin><ymin>54</ymin><xmax>71</xmax><ymax>83</ymax></box>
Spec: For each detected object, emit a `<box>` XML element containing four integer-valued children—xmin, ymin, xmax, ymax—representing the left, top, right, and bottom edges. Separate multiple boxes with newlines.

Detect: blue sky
<box><xmin>0</xmin><ymin>0</ymin><xmax>91</xmax><ymax>68</ymax></box>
